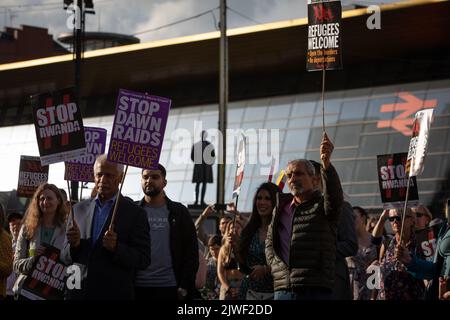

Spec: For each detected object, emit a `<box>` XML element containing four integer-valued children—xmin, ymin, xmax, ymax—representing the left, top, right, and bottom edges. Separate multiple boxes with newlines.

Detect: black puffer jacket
<box><xmin>265</xmin><ymin>164</ymin><xmax>343</xmax><ymax>291</ymax></box>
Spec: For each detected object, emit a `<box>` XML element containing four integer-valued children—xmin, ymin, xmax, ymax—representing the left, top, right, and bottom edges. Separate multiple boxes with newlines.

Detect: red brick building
<box><xmin>0</xmin><ymin>25</ymin><xmax>68</xmax><ymax>64</ymax></box>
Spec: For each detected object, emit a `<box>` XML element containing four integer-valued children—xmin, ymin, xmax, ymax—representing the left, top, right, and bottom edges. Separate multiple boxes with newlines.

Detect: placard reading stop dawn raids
<box><xmin>64</xmin><ymin>127</ymin><xmax>107</xmax><ymax>182</ymax></box>
<box><xmin>307</xmin><ymin>0</ymin><xmax>342</xmax><ymax>71</ymax></box>
<box><xmin>377</xmin><ymin>153</ymin><xmax>419</xmax><ymax>209</ymax></box>
<box><xmin>17</xmin><ymin>155</ymin><xmax>49</xmax><ymax>198</ymax></box>
<box><xmin>108</xmin><ymin>89</ymin><xmax>171</xmax><ymax>170</ymax></box>
<box><xmin>31</xmin><ymin>88</ymin><xmax>86</xmax><ymax>166</ymax></box>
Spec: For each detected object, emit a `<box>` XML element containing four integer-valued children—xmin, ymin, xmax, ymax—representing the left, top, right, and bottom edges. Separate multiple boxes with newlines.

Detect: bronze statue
<box><xmin>191</xmin><ymin>130</ymin><xmax>215</xmax><ymax>207</ymax></box>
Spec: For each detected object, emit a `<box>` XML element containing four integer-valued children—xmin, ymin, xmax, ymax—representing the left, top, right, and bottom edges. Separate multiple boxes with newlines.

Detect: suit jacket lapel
<box><xmin>85</xmin><ymin>199</ymin><xmax>96</xmax><ymax>240</ymax></box>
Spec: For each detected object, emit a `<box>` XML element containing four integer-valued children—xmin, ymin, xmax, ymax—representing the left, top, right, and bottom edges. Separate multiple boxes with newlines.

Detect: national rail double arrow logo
<box><xmin>377</xmin><ymin>92</ymin><xmax>437</xmax><ymax>136</ymax></box>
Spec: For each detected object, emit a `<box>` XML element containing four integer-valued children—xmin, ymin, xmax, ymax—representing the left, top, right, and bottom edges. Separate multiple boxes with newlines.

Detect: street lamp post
<box><xmin>217</xmin><ymin>0</ymin><xmax>228</xmax><ymax>208</ymax></box>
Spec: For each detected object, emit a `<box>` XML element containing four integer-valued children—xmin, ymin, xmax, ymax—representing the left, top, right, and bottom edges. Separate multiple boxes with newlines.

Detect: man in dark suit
<box><xmin>63</xmin><ymin>154</ymin><xmax>151</xmax><ymax>300</ymax></box>
<box><xmin>191</xmin><ymin>130</ymin><xmax>215</xmax><ymax>207</ymax></box>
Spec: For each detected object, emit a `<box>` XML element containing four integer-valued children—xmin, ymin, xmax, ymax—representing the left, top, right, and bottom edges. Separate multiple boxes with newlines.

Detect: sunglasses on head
<box><xmin>388</xmin><ymin>216</ymin><xmax>402</xmax><ymax>222</ymax></box>
<box><xmin>388</xmin><ymin>215</ymin><xmax>413</xmax><ymax>222</ymax></box>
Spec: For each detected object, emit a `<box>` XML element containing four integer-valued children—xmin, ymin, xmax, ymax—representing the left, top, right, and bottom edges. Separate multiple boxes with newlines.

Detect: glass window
<box><xmin>312</xmin><ymin>114</ymin><xmax>339</xmax><ymax>127</ymax></box>
<box><xmin>177</xmin><ymin>115</ymin><xmax>199</xmax><ymax>131</ymax></box>
<box><xmin>181</xmin><ymin>182</ymin><xmax>196</xmax><ymax>204</ymax></box>
<box><xmin>307</xmin><ymin>127</ymin><xmax>336</xmax><ymax>150</ymax></box>
<box><xmin>305</xmin><ymin>151</ymin><xmax>320</xmax><ymax>162</ymax></box>
<box><xmin>164</xmin><ymin>182</ymin><xmax>184</xmax><ymax>201</ymax></box>
<box><xmin>244</xmin><ymin>99</ymin><xmax>269</xmax><ymax>122</ymax></box>
<box><xmin>1</xmin><ymin>83</ymin><xmax>450</xmax><ymax>209</ymax></box>
<box><xmin>366</xmin><ymin>85</ymin><xmax>401</xmax><ymax>121</ymax></box>
<box><xmin>291</xmin><ymin>94</ymin><xmax>319</xmax><ymax>117</ymax></box>
<box><xmin>366</xmin><ymin>96</ymin><xmax>396</xmax><ymax>121</ymax></box>
<box><xmin>198</xmin><ymin>106</ymin><xmax>218</xmax><ymax>130</ymax></box>
<box><xmin>321</xmin><ymin>93</ymin><xmax>344</xmax><ymax>114</ymax></box>
<box><xmin>228</xmin><ymin>101</ymin><xmax>246</xmax><ymax>124</ymax></box>
<box><xmin>267</xmin><ymin>96</ymin><xmax>293</xmax><ymax>119</ymax></box>
<box><xmin>386</xmin><ymin>133</ymin><xmax>410</xmax><ymax>154</ymax></box>
<box><xmin>417</xmin><ymin>193</ymin><xmax>434</xmax><ymax>206</ymax></box>
<box><xmin>428</xmin><ymin>128</ymin><xmax>448</xmax><ymax>153</ymax></box>
<box><xmin>333</xmin><ymin>160</ymin><xmax>356</xmax><ymax>183</ymax></box>
<box><xmin>416</xmin><ymin>179</ymin><xmax>442</xmax><ymax>192</ymax></box>
<box><xmin>284</xmin><ymin>129</ymin><xmax>310</xmax><ymax>151</ymax></box>
<box><xmin>432</xmin><ymin>115</ymin><xmax>450</xmax><ymax>127</ymax></box>
<box><xmin>348</xmin><ymin>183</ymin><xmax>378</xmax><ymax>195</ymax></box>
<box><xmin>358</xmin><ymin>134</ymin><xmax>389</xmax><ymax>157</ymax></box>
<box><xmin>349</xmin><ymin>195</ymin><xmax>377</xmax><ymax>207</ymax></box>
<box><xmin>428</xmin><ymin>79</ymin><xmax>450</xmax><ymax>91</ymax></box>
<box><xmin>420</xmin><ymin>155</ymin><xmax>441</xmax><ymax>179</ymax></box>
<box><xmin>166</xmin><ymin>169</ymin><xmax>187</xmax><ymax>182</ymax></box>
<box><xmin>353</xmin><ymin>159</ymin><xmax>378</xmax><ymax>182</ymax></box>
<box><xmin>339</xmin><ymin>99</ymin><xmax>368</xmax><ymax>122</ymax></box>
<box><xmin>121</xmin><ymin>171</ymin><xmax>142</xmax><ymax>198</ymax></box>
<box><xmin>440</xmin><ymin>156</ymin><xmax>450</xmax><ymax>177</ymax></box>
<box><xmin>265</xmin><ymin>119</ymin><xmax>288</xmax><ymax>130</ymax></box>
<box><xmin>159</xmin><ymin>150</ymin><xmax>170</xmax><ymax>166</ymax></box>
<box><xmin>288</xmin><ymin>116</ymin><xmax>313</xmax><ymax>128</ymax></box>
<box><xmin>334</xmin><ymin>124</ymin><xmax>362</xmax><ymax>146</ymax></box>
<box><xmin>332</xmin><ymin>148</ymin><xmax>358</xmax><ymax>159</ymax></box>
<box><xmin>0</xmin><ymin>126</ymin><xmax>12</xmax><ymax>145</ymax></box>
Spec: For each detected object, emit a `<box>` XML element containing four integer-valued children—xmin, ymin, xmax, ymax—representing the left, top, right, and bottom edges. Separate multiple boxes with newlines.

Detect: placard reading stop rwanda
<box><xmin>377</xmin><ymin>153</ymin><xmax>419</xmax><ymax>209</ymax></box>
<box><xmin>31</xmin><ymin>88</ymin><xmax>86</xmax><ymax>166</ymax></box>
<box><xmin>65</xmin><ymin>127</ymin><xmax>107</xmax><ymax>182</ymax></box>
<box><xmin>108</xmin><ymin>89</ymin><xmax>171</xmax><ymax>169</ymax></box>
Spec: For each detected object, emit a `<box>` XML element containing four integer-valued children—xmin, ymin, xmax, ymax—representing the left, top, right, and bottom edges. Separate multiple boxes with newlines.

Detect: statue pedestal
<box><xmin>188</xmin><ymin>203</ymin><xmax>207</xmax><ymax>210</ymax></box>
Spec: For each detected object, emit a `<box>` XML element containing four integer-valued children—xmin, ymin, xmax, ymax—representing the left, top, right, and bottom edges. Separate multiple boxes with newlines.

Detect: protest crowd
<box><xmin>0</xmin><ymin>127</ymin><xmax>449</xmax><ymax>301</ymax></box>
<box><xmin>0</xmin><ymin>1</ymin><xmax>449</xmax><ymax>303</ymax></box>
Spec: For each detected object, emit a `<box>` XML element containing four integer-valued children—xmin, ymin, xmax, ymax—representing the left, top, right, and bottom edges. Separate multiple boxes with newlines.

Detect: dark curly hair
<box><xmin>238</xmin><ymin>182</ymin><xmax>278</xmax><ymax>263</ymax></box>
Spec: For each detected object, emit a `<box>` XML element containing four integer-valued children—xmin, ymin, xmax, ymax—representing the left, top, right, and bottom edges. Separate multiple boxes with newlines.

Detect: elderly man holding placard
<box><xmin>63</xmin><ymin>155</ymin><xmax>151</xmax><ymax>300</ymax></box>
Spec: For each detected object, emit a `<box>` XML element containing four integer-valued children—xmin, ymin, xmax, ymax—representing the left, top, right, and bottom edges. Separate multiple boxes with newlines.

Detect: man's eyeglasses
<box><xmin>286</xmin><ymin>171</ymin><xmax>303</xmax><ymax>179</ymax></box>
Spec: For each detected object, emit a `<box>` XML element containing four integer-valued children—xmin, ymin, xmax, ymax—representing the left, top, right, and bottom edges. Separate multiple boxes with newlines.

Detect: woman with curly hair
<box><xmin>13</xmin><ymin>183</ymin><xmax>68</xmax><ymax>299</ymax></box>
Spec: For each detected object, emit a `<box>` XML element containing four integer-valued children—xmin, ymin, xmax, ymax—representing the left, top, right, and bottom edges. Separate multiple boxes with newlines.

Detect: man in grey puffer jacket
<box><xmin>266</xmin><ymin>132</ymin><xmax>343</xmax><ymax>300</ymax></box>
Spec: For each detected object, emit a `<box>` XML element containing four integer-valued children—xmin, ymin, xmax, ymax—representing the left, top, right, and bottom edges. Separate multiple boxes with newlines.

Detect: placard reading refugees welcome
<box><xmin>31</xmin><ymin>88</ymin><xmax>86</xmax><ymax>166</ymax></box>
<box><xmin>64</xmin><ymin>127</ymin><xmax>107</xmax><ymax>182</ymax></box>
<box><xmin>307</xmin><ymin>0</ymin><xmax>342</xmax><ymax>71</ymax></box>
<box><xmin>108</xmin><ymin>89</ymin><xmax>171</xmax><ymax>169</ymax></box>
<box><xmin>17</xmin><ymin>155</ymin><xmax>49</xmax><ymax>198</ymax></box>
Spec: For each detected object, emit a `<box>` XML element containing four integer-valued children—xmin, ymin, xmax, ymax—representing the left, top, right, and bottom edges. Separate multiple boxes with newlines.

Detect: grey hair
<box><xmin>286</xmin><ymin>159</ymin><xmax>315</xmax><ymax>176</ymax></box>
<box><xmin>94</xmin><ymin>154</ymin><xmax>124</xmax><ymax>174</ymax></box>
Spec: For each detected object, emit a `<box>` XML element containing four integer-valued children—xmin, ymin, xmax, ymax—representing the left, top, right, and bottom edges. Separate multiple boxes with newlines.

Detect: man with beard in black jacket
<box><xmin>135</xmin><ymin>164</ymin><xmax>198</xmax><ymax>300</ymax></box>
